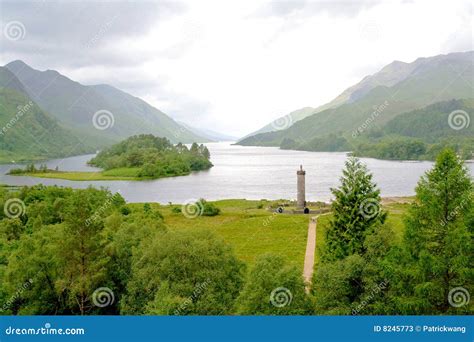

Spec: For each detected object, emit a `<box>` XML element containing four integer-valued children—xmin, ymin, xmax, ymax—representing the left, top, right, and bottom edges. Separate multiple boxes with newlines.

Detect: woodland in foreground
<box><xmin>0</xmin><ymin>149</ymin><xmax>472</xmax><ymax>315</ymax></box>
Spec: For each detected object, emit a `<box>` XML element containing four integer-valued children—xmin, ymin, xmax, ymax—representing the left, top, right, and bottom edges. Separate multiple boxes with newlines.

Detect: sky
<box><xmin>0</xmin><ymin>0</ymin><xmax>472</xmax><ymax>137</ymax></box>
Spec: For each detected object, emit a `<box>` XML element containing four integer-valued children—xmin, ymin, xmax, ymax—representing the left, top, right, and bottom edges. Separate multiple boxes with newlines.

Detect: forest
<box><xmin>0</xmin><ymin>149</ymin><xmax>472</xmax><ymax>315</ymax></box>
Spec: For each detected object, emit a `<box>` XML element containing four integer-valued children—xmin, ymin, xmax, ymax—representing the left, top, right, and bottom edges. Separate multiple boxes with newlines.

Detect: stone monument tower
<box><xmin>297</xmin><ymin>165</ymin><xmax>306</xmax><ymax>209</ymax></box>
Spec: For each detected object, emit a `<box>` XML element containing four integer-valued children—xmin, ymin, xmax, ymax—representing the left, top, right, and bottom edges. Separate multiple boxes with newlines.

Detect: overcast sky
<box><xmin>0</xmin><ymin>0</ymin><xmax>472</xmax><ymax>136</ymax></box>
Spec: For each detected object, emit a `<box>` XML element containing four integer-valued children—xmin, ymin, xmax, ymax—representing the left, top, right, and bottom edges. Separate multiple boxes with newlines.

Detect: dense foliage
<box><xmin>313</xmin><ymin>150</ymin><xmax>473</xmax><ymax>315</ymax></box>
<box><xmin>0</xmin><ymin>150</ymin><xmax>472</xmax><ymax>316</ymax></box>
<box><xmin>0</xmin><ymin>186</ymin><xmax>240</xmax><ymax>315</ymax></box>
<box><xmin>323</xmin><ymin>157</ymin><xmax>387</xmax><ymax>261</ymax></box>
<box><xmin>89</xmin><ymin>134</ymin><xmax>212</xmax><ymax>178</ymax></box>
<box><xmin>242</xmin><ymin>98</ymin><xmax>474</xmax><ymax>161</ymax></box>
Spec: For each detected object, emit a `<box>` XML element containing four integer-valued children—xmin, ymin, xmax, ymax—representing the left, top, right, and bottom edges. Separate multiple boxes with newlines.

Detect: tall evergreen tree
<box><xmin>401</xmin><ymin>148</ymin><xmax>473</xmax><ymax>313</ymax></box>
<box><xmin>324</xmin><ymin>157</ymin><xmax>386</xmax><ymax>261</ymax></box>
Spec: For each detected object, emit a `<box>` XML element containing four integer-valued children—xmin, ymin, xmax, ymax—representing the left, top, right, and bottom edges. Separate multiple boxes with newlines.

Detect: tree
<box><xmin>237</xmin><ymin>254</ymin><xmax>314</xmax><ymax>315</ymax></box>
<box><xmin>121</xmin><ymin>230</ymin><xmax>245</xmax><ymax>315</ymax></box>
<box><xmin>400</xmin><ymin>148</ymin><xmax>473</xmax><ymax>313</ymax></box>
<box><xmin>324</xmin><ymin>157</ymin><xmax>386</xmax><ymax>261</ymax></box>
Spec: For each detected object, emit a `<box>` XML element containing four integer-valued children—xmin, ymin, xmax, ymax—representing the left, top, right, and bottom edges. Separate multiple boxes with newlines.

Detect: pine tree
<box><xmin>324</xmin><ymin>157</ymin><xmax>386</xmax><ymax>261</ymax></box>
<box><xmin>402</xmin><ymin>148</ymin><xmax>473</xmax><ymax>313</ymax></box>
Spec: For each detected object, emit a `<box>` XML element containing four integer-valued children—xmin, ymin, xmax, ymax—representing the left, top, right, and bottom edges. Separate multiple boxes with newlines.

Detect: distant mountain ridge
<box><xmin>4</xmin><ymin>60</ymin><xmax>209</xmax><ymax>147</ymax></box>
<box><xmin>238</xmin><ymin>51</ymin><xmax>473</xmax><ymax>154</ymax></box>
<box><xmin>177</xmin><ymin>121</ymin><xmax>238</xmax><ymax>142</ymax></box>
<box><xmin>239</xmin><ymin>51</ymin><xmax>473</xmax><ymax>141</ymax></box>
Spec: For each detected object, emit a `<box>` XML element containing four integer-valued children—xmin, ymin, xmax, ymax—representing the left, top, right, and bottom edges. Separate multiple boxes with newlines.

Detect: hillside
<box><xmin>4</xmin><ymin>61</ymin><xmax>208</xmax><ymax>147</ymax></box>
<box><xmin>238</xmin><ymin>51</ymin><xmax>473</xmax><ymax>159</ymax></box>
<box><xmin>0</xmin><ymin>87</ymin><xmax>90</xmax><ymax>162</ymax></box>
<box><xmin>238</xmin><ymin>52</ymin><xmax>454</xmax><ymax>141</ymax></box>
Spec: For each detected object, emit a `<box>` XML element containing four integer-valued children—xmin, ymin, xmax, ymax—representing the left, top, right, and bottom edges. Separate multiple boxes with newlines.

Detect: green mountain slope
<box><xmin>4</xmin><ymin>61</ymin><xmax>208</xmax><ymax>147</ymax></box>
<box><xmin>238</xmin><ymin>52</ymin><xmax>446</xmax><ymax>140</ymax></box>
<box><xmin>352</xmin><ymin>99</ymin><xmax>474</xmax><ymax>160</ymax></box>
<box><xmin>0</xmin><ymin>87</ymin><xmax>90</xmax><ymax>162</ymax></box>
<box><xmin>238</xmin><ymin>51</ymin><xmax>473</xmax><ymax>152</ymax></box>
<box><xmin>0</xmin><ymin>66</ymin><xmax>28</xmax><ymax>96</ymax></box>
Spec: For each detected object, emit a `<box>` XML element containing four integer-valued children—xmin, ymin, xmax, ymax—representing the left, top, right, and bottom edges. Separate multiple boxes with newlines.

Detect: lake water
<box><xmin>1</xmin><ymin>142</ymin><xmax>472</xmax><ymax>203</ymax></box>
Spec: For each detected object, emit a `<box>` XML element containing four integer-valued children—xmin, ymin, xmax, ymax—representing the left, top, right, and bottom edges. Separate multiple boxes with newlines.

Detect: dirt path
<box><xmin>303</xmin><ymin>216</ymin><xmax>317</xmax><ymax>292</ymax></box>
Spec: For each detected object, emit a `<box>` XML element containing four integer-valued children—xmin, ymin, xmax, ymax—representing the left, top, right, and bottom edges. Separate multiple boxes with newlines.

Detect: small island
<box><xmin>8</xmin><ymin>134</ymin><xmax>213</xmax><ymax>181</ymax></box>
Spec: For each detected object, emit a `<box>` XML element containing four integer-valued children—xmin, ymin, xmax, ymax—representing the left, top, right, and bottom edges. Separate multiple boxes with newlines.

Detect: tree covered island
<box><xmin>8</xmin><ymin>134</ymin><xmax>213</xmax><ymax>181</ymax></box>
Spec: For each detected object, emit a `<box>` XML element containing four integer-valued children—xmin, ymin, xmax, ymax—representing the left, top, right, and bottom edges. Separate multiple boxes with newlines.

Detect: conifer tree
<box><xmin>402</xmin><ymin>149</ymin><xmax>473</xmax><ymax>313</ymax></box>
<box><xmin>324</xmin><ymin>157</ymin><xmax>386</xmax><ymax>261</ymax></box>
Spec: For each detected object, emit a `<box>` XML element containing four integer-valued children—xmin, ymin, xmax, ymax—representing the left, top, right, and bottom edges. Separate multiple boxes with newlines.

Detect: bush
<box><xmin>200</xmin><ymin>200</ymin><xmax>220</xmax><ymax>216</ymax></box>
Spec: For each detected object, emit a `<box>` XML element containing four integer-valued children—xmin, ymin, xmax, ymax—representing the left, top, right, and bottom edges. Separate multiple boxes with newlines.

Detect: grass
<box><xmin>133</xmin><ymin>198</ymin><xmax>412</xmax><ymax>272</ymax></box>
<box><xmin>16</xmin><ymin>170</ymin><xmax>140</xmax><ymax>181</ymax></box>
<box><xmin>9</xmin><ymin>167</ymin><xmax>194</xmax><ymax>181</ymax></box>
<box><xmin>134</xmin><ymin>199</ymin><xmax>311</xmax><ymax>268</ymax></box>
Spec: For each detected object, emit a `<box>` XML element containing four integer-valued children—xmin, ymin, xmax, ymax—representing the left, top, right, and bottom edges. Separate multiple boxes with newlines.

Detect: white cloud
<box><xmin>1</xmin><ymin>0</ymin><xmax>472</xmax><ymax>137</ymax></box>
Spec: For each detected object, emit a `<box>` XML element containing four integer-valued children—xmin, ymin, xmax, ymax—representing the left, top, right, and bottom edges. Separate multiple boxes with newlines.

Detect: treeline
<box><xmin>313</xmin><ymin>150</ymin><xmax>473</xmax><ymax>314</ymax></box>
<box><xmin>89</xmin><ymin>134</ymin><xmax>212</xmax><ymax>178</ymax></box>
<box><xmin>282</xmin><ymin>99</ymin><xmax>474</xmax><ymax>161</ymax></box>
<box><xmin>0</xmin><ymin>149</ymin><xmax>472</xmax><ymax>315</ymax></box>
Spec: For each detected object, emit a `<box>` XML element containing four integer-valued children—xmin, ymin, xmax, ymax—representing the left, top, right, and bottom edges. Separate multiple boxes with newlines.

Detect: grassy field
<box><xmin>10</xmin><ymin>167</ymin><xmax>193</xmax><ymax>181</ymax></box>
<box><xmin>133</xmin><ymin>198</ymin><xmax>412</xmax><ymax>272</ymax></box>
<box><xmin>16</xmin><ymin>169</ymin><xmax>141</xmax><ymax>181</ymax></box>
<box><xmin>10</xmin><ymin>167</ymin><xmax>145</xmax><ymax>181</ymax></box>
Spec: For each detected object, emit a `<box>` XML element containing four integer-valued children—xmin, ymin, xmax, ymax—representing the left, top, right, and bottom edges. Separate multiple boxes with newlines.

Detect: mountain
<box><xmin>0</xmin><ymin>82</ymin><xmax>90</xmax><ymax>162</ymax></box>
<box><xmin>238</xmin><ymin>51</ymin><xmax>474</xmax><ymax>154</ymax></box>
<box><xmin>239</xmin><ymin>107</ymin><xmax>316</xmax><ymax>140</ymax></box>
<box><xmin>0</xmin><ymin>66</ymin><xmax>28</xmax><ymax>96</ymax></box>
<box><xmin>352</xmin><ymin>98</ymin><xmax>474</xmax><ymax>160</ymax></box>
<box><xmin>177</xmin><ymin>121</ymin><xmax>238</xmax><ymax>142</ymax></box>
<box><xmin>4</xmin><ymin>60</ymin><xmax>208</xmax><ymax>147</ymax></box>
